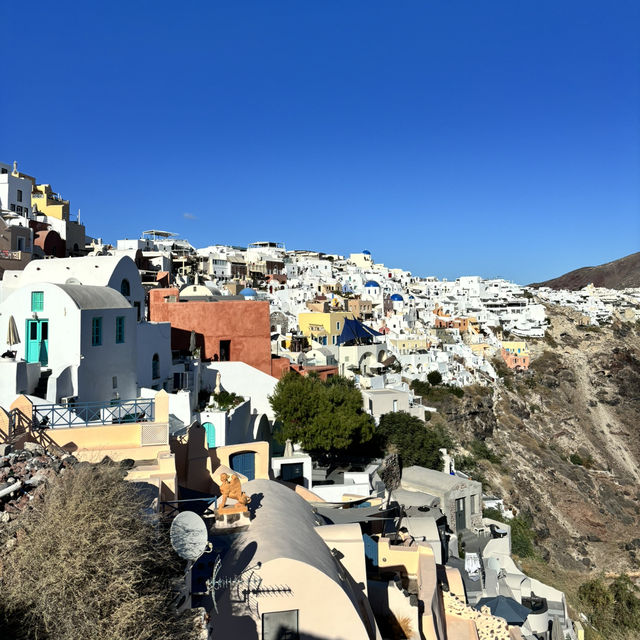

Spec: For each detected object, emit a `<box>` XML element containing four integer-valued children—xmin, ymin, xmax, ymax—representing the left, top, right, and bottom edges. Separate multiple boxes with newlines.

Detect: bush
<box><xmin>569</xmin><ymin>452</ymin><xmax>584</xmax><ymax>466</ymax></box>
<box><xmin>378</xmin><ymin>411</ymin><xmax>453</xmax><ymax>470</ymax></box>
<box><xmin>0</xmin><ymin>465</ymin><xmax>196</xmax><ymax>640</ymax></box>
<box><xmin>482</xmin><ymin>508</ymin><xmax>535</xmax><ymax>558</ymax></box>
<box><xmin>427</xmin><ymin>370</ymin><xmax>443</xmax><ymax>386</ymax></box>
<box><xmin>410</xmin><ymin>379</ymin><xmax>431</xmax><ymax>397</ymax></box>
<box><xmin>211</xmin><ymin>389</ymin><xmax>243</xmax><ymax>411</ymax></box>
<box><xmin>578</xmin><ymin>573</ymin><xmax>640</xmax><ymax>634</ymax></box>
<box><xmin>470</xmin><ymin>440</ymin><xmax>501</xmax><ymax>464</ymax></box>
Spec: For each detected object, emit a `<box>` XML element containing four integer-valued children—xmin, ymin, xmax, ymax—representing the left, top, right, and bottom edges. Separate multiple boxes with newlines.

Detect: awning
<box><xmin>337</xmin><ymin>318</ymin><xmax>383</xmax><ymax>345</ymax></box>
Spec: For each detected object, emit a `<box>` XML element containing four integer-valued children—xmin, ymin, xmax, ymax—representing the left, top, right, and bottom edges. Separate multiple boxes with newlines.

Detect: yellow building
<box><xmin>501</xmin><ymin>340</ymin><xmax>529</xmax><ymax>356</ymax></box>
<box><xmin>470</xmin><ymin>343</ymin><xmax>491</xmax><ymax>358</ymax></box>
<box><xmin>31</xmin><ymin>183</ymin><xmax>70</xmax><ymax>220</ymax></box>
<box><xmin>298</xmin><ymin>311</ymin><xmax>354</xmax><ymax>346</ymax></box>
<box><xmin>389</xmin><ymin>337</ymin><xmax>430</xmax><ymax>354</ymax></box>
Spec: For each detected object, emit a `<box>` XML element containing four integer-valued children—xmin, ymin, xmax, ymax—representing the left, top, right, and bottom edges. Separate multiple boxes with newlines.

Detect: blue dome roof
<box><xmin>239</xmin><ymin>287</ymin><xmax>257</xmax><ymax>296</ymax></box>
<box><xmin>408</xmin><ymin>295</ymin><xmax>415</xmax><ymax>299</ymax></box>
<box><xmin>362</xmin><ymin>250</ymin><xmax>371</xmax><ymax>255</ymax></box>
<box><xmin>390</xmin><ymin>293</ymin><xmax>404</xmax><ymax>301</ymax></box>
<box><xmin>364</xmin><ymin>280</ymin><xmax>379</xmax><ymax>288</ymax></box>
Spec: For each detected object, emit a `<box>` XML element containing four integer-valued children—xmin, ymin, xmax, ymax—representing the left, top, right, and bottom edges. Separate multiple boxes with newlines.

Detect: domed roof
<box><xmin>390</xmin><ymin>293</ymin><xmax>404</xmax><ymax>301</ymax></box>
<box><xmin>364</xmin><ymin>280</ymin><xmax>379</xmax><ymax>288</ymax></box>
<box><xmin>362</xmin><ymin>250</ymin><xmax>371</xmax><ymax>255</ymax></box>
<box><xmin>239</xmin><ymin>287</ymin><xmax>257</xmax><ymax>297</ymax></box>
<box><xmin>408</xmin><ymin>294</ymin><xmax>415</xmax><ymax>299</ymax></box>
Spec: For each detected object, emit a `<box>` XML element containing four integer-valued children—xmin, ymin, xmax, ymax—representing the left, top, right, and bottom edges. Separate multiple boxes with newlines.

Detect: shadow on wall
<box><xmin>171</xmin><ymin>327</ymin><xmax>205</xmax><ymax>356</ymax></box>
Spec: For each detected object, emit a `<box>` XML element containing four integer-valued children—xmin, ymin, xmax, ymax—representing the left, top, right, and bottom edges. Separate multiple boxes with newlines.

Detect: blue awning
<box><xmin>337</xmin><ymin>318</ymin><xmax>382</xmax><ymax>345</ymax></box>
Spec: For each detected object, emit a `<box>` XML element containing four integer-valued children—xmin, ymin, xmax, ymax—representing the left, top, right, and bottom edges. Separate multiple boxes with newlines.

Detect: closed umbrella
<box><xmin>7</xmin><ymin>316</ymin><xmax>20</xmax><ymax>346</ymax></box>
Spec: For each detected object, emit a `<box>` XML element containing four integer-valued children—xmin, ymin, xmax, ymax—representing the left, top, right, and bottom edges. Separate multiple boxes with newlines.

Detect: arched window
<box><xmin>121</xmin><ymin>278</ymin><xmax>131</xmax><ymax>297</ymax></box>
<box><xmin>152</xmin><ymin>353</ymin><xmax>160</xmax><ymax>379</ymax></box>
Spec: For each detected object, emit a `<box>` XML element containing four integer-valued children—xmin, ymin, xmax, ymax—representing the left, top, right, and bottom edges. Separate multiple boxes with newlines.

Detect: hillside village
<box><xmin>2</xmin><ymin>162</ymin><xmax>639</xmax><ymax>639</ymax></box>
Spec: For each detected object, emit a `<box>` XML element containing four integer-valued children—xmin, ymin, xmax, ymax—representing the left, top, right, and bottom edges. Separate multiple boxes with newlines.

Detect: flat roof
<box><xmin>142</xmin><ymin>230</ymin><xmax>178</xmax><ymax>237</ymax></box>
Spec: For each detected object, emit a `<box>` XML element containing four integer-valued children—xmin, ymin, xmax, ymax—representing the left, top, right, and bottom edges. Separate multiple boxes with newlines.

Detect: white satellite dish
<box><xmin>65</xmin><ymin>277</ymin><xmax>82</xmax><ymax>285</ymax></box>
<box><xmin>170</xmin><ymin>511</ymin><xmax>209</xmax><ymax>561</ymax></box>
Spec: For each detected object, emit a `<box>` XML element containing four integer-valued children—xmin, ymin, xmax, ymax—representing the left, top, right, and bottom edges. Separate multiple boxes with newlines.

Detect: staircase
<box><xmin>34</xmin><ymin>369</ymin><xmax>52</xmax><ymax>399</ymax></box>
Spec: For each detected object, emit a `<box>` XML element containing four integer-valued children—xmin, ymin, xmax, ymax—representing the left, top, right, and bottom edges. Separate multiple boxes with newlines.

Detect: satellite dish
<box><xmin>65</xmin><ymin>277</ymin><xmax>82</xmax><ymax>285</ymax></box>
<box><xmin>170</xmin><ymin>511</ymin><xmax>208</xmax><ymax>561</ymax></box>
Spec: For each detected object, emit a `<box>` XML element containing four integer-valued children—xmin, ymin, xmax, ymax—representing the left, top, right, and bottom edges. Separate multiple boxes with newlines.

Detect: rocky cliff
<box><xmin>432</xmin><ymin>306</ymin><xmax>640</xmax><ymax>574</ymax></box>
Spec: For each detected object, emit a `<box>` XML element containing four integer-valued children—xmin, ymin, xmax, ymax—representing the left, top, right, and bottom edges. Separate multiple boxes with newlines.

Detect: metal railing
<box><xmin>33</xmin><ymin>398</ymin><xmax>155</xmax><ymax>428</ymax></box>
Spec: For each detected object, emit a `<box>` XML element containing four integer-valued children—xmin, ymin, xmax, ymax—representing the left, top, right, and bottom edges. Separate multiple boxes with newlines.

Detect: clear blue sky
<box><xmin>3</xmin><ymin>1</ymin><xmax>639</xmax><ymax>284</ymax></box>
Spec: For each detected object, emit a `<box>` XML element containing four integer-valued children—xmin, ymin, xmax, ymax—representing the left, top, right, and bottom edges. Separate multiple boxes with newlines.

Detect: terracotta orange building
<box><xmin>434</xmin><ymin>307</ymin><xmax>470</xmax><ymax>332</ymax></box>
<box><xmin>148</xmin><ymin>288</ymin><xmax>272</xmax><ymax>375</ymax></box>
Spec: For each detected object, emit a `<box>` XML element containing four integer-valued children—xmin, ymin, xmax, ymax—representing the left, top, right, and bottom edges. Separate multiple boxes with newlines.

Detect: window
<box><xmin>16</xmin><ymin>205</ymin><xmax>22</xmax><ymax>213</ymax></box>
<box><xmin>10</xmin><ymin>204</ymin><xmax>15</xmax><ymax>211</ymax></box>
<box><xmin>120</xmin><ymin>279</ymin><xmax>131</xmax><ymax>296</ymax></box>
<box><xmin>470</xmin><ymin>494</ymin><xmax>478</xmax><ymax>514</ymax></box>
<box><xmin>92</xmin><ymin>317</ymin><xmax>102</xmax><ymax>346</ymax></box>
<box><xmin>262</xmin><ymin>610</ymin><xmax>299</xmax><ymax>640</ymax></box>
<box><xmin>115</xmin><ymin>316</ymin><xmax>125</xmax><ymax>343</ymax></box>
<box><xmin>152</xmin><ymin>353</ymin><xmax>160</xmax><ymax>379</ymax></box>
<box><xmin>336</xmin><ymin>321</ymin><xmax>340</xmax><ymax>331</ymax></box>
<box><xmin>112</xmin><ymin>376</ymin><xmax>118</xmax><ymax>389</ymax></box>
<box><xmin>31</xmin><ymin>291</ymin><xmax>44</xmax><ymax>312</ymax></box>
<box><xmin>17</xmin><ymin>189</ymin><xmax>22</xmax><ymax>202</ymax></box>
<box><xmin>393</xmin><ymin>399</ymin><xmax>398</xmax><ymax>412</ymax></box>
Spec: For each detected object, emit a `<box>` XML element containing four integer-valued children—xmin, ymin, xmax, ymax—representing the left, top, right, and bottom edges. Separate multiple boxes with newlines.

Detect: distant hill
<box><xmin>530</xmin><ymin>252</ymin><xmax>640</xmax><ymax>290</ymax></box>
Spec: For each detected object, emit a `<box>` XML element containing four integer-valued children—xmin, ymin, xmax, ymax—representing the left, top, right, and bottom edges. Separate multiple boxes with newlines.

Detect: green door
<box><xmin>203</xmin><ymin>422</ymin><xmax>216</xmax><ymax>448</ymax></box>
<box><xmin>26</xmin><ymin>320</ymin><xmax>48</xmax><ymax>366</ymax></box>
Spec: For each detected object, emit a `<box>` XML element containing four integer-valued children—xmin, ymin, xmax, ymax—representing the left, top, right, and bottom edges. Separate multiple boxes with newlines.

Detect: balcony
<box><xmin>33</xmin><ymin>397</ymin><xmax>155</xmax><ymax>428</ymax></box>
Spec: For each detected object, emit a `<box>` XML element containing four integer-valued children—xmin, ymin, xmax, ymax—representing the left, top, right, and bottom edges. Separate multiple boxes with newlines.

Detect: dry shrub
<box><xmin>396</xmin><ymin>615</ymin><xmax>414</xmax><ymax>638</ymax></box>
<box><xmin>0</xmin><ymin>464</ymin><xmax>196</xmax><ymax>640</ymax></box>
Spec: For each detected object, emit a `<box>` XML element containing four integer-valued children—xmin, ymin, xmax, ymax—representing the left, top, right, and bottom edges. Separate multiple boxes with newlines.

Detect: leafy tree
<box><xmin>410</xmin><ymin>379</ymin><xmax>430</xmax><ymax>397</ymax></box>
<box><xmin>427</xmin><ymin>370</ymin><xmax>443</xmax><ymax>386</ymax></box>
<box><xmin>269</xmin><ymin>373</ymin><xmax>375</xmax><ymax>452</ymax></box>
<box><xmin>378</xmin><ymin>411</ymin><xmax>453</xmax><ymax>469</ymax></box>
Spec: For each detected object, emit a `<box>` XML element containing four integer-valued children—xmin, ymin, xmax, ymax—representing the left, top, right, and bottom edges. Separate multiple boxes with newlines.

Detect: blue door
<box><xmin>26</xmin><ymin>320</ymin><xmax>48</xmax><ymax>366</ymax></box>
<box><xmin>230</xmin><ymin>451</ymin><xmax>255</xmax><ymax>480</ymax></box>
<box><xmin>202</xmin><ymin>422</ymin><xmax>216</xmax><ymax>448</ymax></box>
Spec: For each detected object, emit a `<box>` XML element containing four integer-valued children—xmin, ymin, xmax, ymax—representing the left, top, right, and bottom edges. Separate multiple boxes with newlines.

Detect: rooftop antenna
<box><xmin>196</xmin><ymin>556</ymin><xmax>291</xmax><ymax>615</ymax></box>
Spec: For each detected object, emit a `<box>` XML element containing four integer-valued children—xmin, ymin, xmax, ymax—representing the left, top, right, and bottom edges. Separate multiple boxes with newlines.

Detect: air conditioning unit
<box><xmin>60</xmin><ymin>396</ymin><xmax>77</xmax><ymax>406</ymax></box>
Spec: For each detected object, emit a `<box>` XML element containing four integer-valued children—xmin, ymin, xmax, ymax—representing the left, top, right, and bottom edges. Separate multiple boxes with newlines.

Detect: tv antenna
<box><xmin>198</xmin><ymin>556</ymin><xmax>292</xmax><ymax>615</ymax></box>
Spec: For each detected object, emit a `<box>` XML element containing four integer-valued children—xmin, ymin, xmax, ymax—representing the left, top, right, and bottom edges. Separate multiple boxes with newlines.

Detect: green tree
<box><xmin>269</xmin><ymin>373</ymin><xmax>375</xmax><ymax>452</ymax></box>
<box><xmin>378</xmin><ymin>411</ymin><xmax>453</xmax><ymax>469</ymax></box>
<box><xmin>427</xmin><ymin>370</ymin><xmax>443</xmax><ymax>386</ymax></box>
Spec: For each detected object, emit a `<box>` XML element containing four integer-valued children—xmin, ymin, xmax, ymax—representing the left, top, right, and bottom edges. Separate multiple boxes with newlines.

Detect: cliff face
<box><xmin>530</xmin><ymin>252</ymin><xmax>640</xmax><ymax>290</ymax></box>
<box><xmin>436</xmin><ymin>306</ymin><xmax>640</xmax><ymax>573</ymax></box>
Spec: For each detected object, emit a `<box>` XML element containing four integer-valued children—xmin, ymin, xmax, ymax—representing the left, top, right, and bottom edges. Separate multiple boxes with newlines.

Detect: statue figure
<box><xmin>218</xmin><ymin>472</ymin><xmax>251</xmax><ymax>512</ymax></box>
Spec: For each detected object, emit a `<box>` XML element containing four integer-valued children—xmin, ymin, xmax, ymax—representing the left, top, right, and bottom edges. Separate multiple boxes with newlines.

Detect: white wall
<box><xmin>78</xmin><ymin>307</ymin><xmax>137</xmax><ymax>403</ymax></box>
<box><xmin>0</xmin><ymin>284</ymin><xmax>82</xmax><ymax>402</ymax></box>
<box><xmin>202</xmin><ymin>361</ymin><xmax>278</xmax><ymax>420</ymax></box>
<box><xmin>136</xmin><ymin>321</ymin><xmax>172</xmax><ymax>390</ymax></box>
